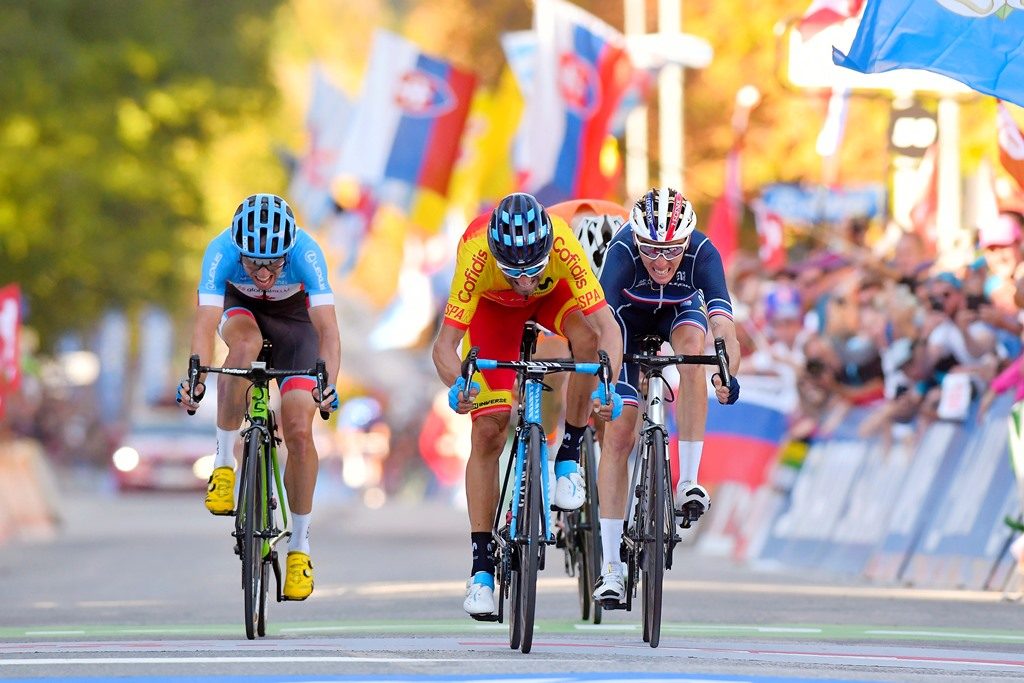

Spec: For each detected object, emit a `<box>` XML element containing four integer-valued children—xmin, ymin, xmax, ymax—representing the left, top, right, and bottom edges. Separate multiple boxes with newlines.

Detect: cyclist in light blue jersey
<box><xmin>591</xmin><ymin>187</ymin><xmax>742</xmax><ymax>605</ymax></box>
<box><xmin>175</xmin><ymin>193</ymin><xmax>341</xmax><ymax>601</ymax></box>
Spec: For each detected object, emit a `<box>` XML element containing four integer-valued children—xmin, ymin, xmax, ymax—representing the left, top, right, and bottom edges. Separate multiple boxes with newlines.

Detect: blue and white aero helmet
<box><xmin>231</xmin><ymin>193</ymin><xmax>298</xmax><ymax>259</ymax></box>
<box><xmin>487</xmin><ymin>193</ymin><xmax>554</xmax><ymax>268</ymax></box>
<box><xmin>629</xmin><ymin>187</ymin><xmax>696</xmax><ymax>243</ymax></box>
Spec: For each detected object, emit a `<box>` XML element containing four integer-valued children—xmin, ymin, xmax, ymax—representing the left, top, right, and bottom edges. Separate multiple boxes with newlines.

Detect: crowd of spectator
<box><xmin>733</xmin><ymin>210</ymin><xmax>1024</xmax><ymax>456</ymax></box>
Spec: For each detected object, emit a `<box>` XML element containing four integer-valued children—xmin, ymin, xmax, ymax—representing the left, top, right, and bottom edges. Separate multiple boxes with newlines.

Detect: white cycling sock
<box><xmin>289</xmin><ymin>512</ymin><xmax>311</xmax><ymax>554</ymax></box>
<box><xmin>678</xmin><ymin>440</ymin><xmax>703</xmax><ymax>484</ymax></box>
<box><xmin>215</xmin><ymin>428</ymin><xmax>238</xmax><ymax>469</ymax></box>
<box><xmin>600</xmin><ymin>518</ymin><xmax>623</xmax><ymax>569</ymax></box>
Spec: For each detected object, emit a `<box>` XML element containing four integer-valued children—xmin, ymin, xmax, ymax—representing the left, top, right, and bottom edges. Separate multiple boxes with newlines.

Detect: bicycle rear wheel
<box><xmin>577</xmin><ymin>427</ymin><xmax>603</xmax><ymax>624</ymax></box>
<box><xmin>641</xmin><ymin>428</ymin><xmax>667</xmax><ymax>648</ymax></box>
<box><xmin>240</xmin><ymin>435</ymin><xmax>263</xmax><ymax>640</ymax></box>
<box><xmin>256</xmin><ymin>443</ymin><xmax>276</xmax><ymax>637</ymax></box>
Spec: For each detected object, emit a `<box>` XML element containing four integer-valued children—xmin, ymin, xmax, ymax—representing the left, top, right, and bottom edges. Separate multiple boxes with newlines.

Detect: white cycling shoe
<box><xmin>592</xmin><ymin>562</ymin><xmax>627</xmax><ymax>603</ymax></box>
<box><xmin>675</xmin><ymin>480</ymin><xmax>710</xmax><ymax>518</ymax></box>
<box><xmin>463</xmin><ymin>573</ymin><xmax>496</xmax><ymax>616</ymax></box>
<box><xmin>552</xmin><ymin>471</ymin><xmax>586</xmax><ymax>511</ymax></box>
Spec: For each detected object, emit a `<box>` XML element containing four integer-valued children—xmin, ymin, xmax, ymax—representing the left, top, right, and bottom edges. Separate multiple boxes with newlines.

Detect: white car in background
<box><xmin>110</xmin><ymin>412</ymin><xmax>216</xmax><ymax>492</ymax></box>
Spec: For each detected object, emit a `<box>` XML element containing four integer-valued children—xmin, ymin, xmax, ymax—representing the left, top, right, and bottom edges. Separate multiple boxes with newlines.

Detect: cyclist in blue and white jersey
<box><xmin>591</xmin><ymin>187</ymin><xmax>742</xmax><ymax>604</ymax></box>
<box><xmin>175</xmin><ymin>193</ymin><xmax>341</xmax><ymax>601</ymax></box>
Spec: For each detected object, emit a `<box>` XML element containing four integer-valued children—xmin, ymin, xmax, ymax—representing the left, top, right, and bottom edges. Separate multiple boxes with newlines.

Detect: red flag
<box><xmin>706</xmin><ymin>196</ymin><xmax>738</xmax><ymax>270</ymax></box>
<box><xmin>0</xmin><ymin>284</ymin><xmax>21</xmax><ymax>419</ymax></box>
<box><xmin>797</xmin><ymin>0</ymin><xmax>865</xmax><ymax>40</ymax></box>
<box><xmin>910</xmin><ymin>143</ymin><xmax>938</xmax><ymax>252</ymax></box>
<box><xmin>754</xmin><ymin>204</ymin><xmax>786</xmax><ymax>271</ymax></box>
<box><xmin>997</xmin><ymin>101</ymin><xmax>1024</xmax><ymax>192</ymax></box>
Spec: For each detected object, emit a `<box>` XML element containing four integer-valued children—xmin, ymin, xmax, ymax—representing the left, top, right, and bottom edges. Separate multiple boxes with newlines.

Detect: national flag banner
<box><xmin>338</xmin><ymin>31</ymin><xmax>477</xmax><ymax>200</ymax></box>
<box><xmin>997</xmin><ymin>101</ymin><xmax>1024</xmax><ymax>191</ymax></box>
<box><xmin>798</xmin><ymin>0</ymin><xmax>865</xmax><ymax>40</ymax></box>
<box><xmin>754</xmin><ymin>202</ymin><xmax>786</xmax><ymax>271</ymax></box>
<box><xmin>0</xmin><ymin>283</ymin><xmax>21</xmax><ymax>418</ymax></box>
<box><xmin>705</xmin><ymin>148</ymin><xmax>741</xmax><ymax>268</ymax></box>
<box><xmin>834</xmin><ymin>0</ymin><xmax>1024</xmax><ymax>107</ymax></box>
<box><xmin>288</xmin><ymin>65</ymin><xmax>352</xmax><ymax>228</ymax></box>
<box><xmin>521</xmin><ymin>0</ymin><xmax>636</xmax><ymax>203</ymax></box>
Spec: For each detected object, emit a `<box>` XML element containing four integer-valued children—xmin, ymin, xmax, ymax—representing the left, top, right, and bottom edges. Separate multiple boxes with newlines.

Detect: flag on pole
<box><xmin>0</xmin><ymin>284</ymin><xmax>20</xmax><ymax>419</ymax></box>
<box><xmin>705</xmin><ymin>149</ymin><xmax>741</xmax><ymax>269</ymax></box>
<box><xmin>520</xmin><ymin>0</ymin><xmax>636</xmax><ymax>203</ymax></box>
<box><xmin>997</xmin><ymin>101</ymin><xmax>1024</xmax><ymax>192</ymax></box>
<box><xmin>834</xmin><ymin>0</ymin><xmax>1024</xmax><ymax>107</ymax></box>
<box><xmin>797</xmin><ymin>0</ymin><xmax>865</xmax><ymax>40</ymax></box>
<box><xmin>754</xmin><ymin>203</ymin><xmax>786</xmax><ymax>271</ymax></box>
<box><xmin>338</xmin><ymin>31</ymin><xmax>477</xmax><ymax>199</ymax></box>
<box><xmin>288</xmin><ymin>65</ymin><xmax>352</xmax><ymax>228</ymax></box>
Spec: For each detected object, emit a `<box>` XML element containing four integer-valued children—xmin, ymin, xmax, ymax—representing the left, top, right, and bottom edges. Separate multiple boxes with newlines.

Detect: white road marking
<box><xmin>0</xmin><ymin>656</ymin><xmax>517</xmax><ymax>666</ymax></box>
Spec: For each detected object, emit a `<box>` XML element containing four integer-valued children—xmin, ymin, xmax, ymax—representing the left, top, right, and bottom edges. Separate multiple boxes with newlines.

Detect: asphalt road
<box><xmin>2</xmin><ymin>473</ymin><xmax>1023</xmax><ymax>682</ymax></box>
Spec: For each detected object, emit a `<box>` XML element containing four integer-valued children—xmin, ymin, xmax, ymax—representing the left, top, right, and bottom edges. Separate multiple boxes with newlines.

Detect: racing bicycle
<box><xmin>555</xmin><ymin>424</ymin><xmax>603</xmax><ymax>624</ymax></box>
<box><xmin>460</xmin><ymin>321</ymin><xmax>612</xmax><ymax>653</ymax></box>
<box><xmin>185</xmin><ymin>341</ymin><xmax>330</xmax><ymax>639</ymax></box>
<box><xmin>601</xmin><ymin>335</ymin><xmax>730</xmax><ymax>648</ymax></box>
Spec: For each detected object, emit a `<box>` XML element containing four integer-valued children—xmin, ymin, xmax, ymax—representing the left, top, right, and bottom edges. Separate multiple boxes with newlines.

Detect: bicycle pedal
<box><xmin>469</xmin><ymin>613</ymin><xmax>500</xmax><ymax>622</ymax></box>
<box><xmin>599</xmin><ymin>599</ymin><xmax>629</xmax><ymax>611</ymax></box>
<box><xmin>678</xmin><ymin>518</ymin><xmax>692</xmax><ymax>529</ymax></box>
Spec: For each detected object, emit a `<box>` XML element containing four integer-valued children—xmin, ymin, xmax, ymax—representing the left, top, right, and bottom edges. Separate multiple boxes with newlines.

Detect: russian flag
<box><xmin>698</xmin><ymin>380</ymin><xmax>790</xmax><ymax>489</ymax></box>
<box><xmin>338</xmin><ymin>31</ymin><xmax>476</xmax><ymax>199</ymax></box>
<box><xmin>521</xmin><ymin>0</ymin><xmax>635</xmax><ymax>204</ymax></box>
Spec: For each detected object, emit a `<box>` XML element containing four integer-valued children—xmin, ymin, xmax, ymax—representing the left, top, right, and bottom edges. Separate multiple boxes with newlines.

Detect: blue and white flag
<box><xmin>834</xmin><ymin>0</ymin><xmax>1024</xmax><ymax>107</ymax></box>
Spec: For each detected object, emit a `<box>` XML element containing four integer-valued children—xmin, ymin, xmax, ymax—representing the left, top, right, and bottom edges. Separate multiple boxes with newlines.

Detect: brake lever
<box><xmin>714</xmin><ymin>337</ymin><xmax>731</xmax><ymax>388</ymax></box>
<box><xmin>186</xmin><ymin>354</ymin><xmax>200</xmax><ymax>416</ymax></box>
<box><xmin>314</xmin><ymin>359</ymin><xmax>330</xmax><ymax>421</ymax></box>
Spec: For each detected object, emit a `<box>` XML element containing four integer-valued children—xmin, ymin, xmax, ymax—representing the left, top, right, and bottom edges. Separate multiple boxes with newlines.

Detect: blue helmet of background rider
<box><xmin>487</xmin><ymin>193</ymin><xmax>554</xmax><ymax>270</ymax></box>
<box><xmin>232</xmin><ymin>193</ymin><xmax>298</xmax><ymax>259</ymax></box>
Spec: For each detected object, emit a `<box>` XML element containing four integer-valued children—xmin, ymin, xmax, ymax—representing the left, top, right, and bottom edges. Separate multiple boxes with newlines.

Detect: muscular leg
<box><xmin>217</xmin><ymin>314</ymin><xmax>264</xmax><ymax>432</ymax></box>
<box><xmin>466</xmin><ymin>412</ymin><xmax>510</xmax><ymax>532</ymax></box>
<box><xmin>280</xmin><ymin>388</ymin><xmax>319</xmax><ymax>515</ymax></box>
<box><xmin>560</xmin><ymin>310</ymin><xmax>599</xmax><ymax>426</ymax></box>
<box><xmin>596</xmin><ymin>405</ymin><xmax>638</xmax><ymax>518</ymax></box>
<box><xmin>672</xmin><ymin>324</ymin><xmax>708</xmax><ymax>442</ymax></box>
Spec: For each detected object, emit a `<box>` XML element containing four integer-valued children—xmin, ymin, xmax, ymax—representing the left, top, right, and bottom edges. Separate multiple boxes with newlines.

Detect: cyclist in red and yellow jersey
<box><xmin>431</xmin><ymin>192</ymin><xmax>624</xmax><ymax>618</ymax></box>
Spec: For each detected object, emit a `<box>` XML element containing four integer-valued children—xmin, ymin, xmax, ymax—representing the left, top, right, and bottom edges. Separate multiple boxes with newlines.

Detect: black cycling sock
<box><xmin>555</xmin><ymin>422</ymin><xmax>587</xmax><ymax>464</ymax></box>
<box><xmin>470</xmin><ymin>532</ymin><xmax>495</xmax><ymax>577</ymax></box>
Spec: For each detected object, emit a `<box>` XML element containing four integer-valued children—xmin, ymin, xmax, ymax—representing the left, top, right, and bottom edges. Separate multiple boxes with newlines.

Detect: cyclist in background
<box><xmin>535</xmin><ymin>200</ymin><xmax>629</xmax><ymax>438</ymax></box>
<box><xmin>431</xmin><ymin>192</ymin><xmax>625</xmax><ymax>618</ymax></box>
<box><xmin>591</xmin><ymin>187</ymin><xmax>742</xmax><ymax>605</ymax></box>
<box><xmin>175</xmin><ymin>193</ymin><xmax>341</xmax><ymax>601</ymax></box>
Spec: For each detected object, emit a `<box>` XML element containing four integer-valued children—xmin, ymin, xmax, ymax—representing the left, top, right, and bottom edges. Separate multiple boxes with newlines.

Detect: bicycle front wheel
<box><xmin>516</xmin><ymin>424</ymin><xmax>544</xmax><ymax>654</ymax></box>
<box><xmin>240</xmin><ymin>435</ymin><xmax>263</xmax><ymax>640</ymax></box>
<box><xmin>642</xmin><ymin>428</ymin><xmax>667</xmax><ymax>648</ymax></box>
<box><xmin>578</xmin><ymin>427</ymin><xmax>603</xmax><ymax>624</ymax></box>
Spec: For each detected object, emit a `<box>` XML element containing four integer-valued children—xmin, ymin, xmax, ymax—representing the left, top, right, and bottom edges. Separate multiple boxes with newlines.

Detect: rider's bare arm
<box><xmin>309</xmin><ymin>305</ymin><xmax>342</xmax><ymax>389</ymax></box>
<box><xmin>432</xmin><ymin>322</ymin><xmax>466</xmax><ymax>387</ymax></box>
<box><xmin>709</xmin><ymin>314</ymin><xmax>741</xmax><ymax>377</ymax></box>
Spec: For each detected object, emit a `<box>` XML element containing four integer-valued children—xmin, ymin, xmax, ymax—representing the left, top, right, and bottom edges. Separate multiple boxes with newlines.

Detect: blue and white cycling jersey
<box><xmin>197</xmin><ymin>229</ymin><xmax>335</xmax><ymax>309</ymax></box>
<box><xmin>600</xmin><ymin>227</ymin><xmax>733</xmax><ymax>321</ymax></box>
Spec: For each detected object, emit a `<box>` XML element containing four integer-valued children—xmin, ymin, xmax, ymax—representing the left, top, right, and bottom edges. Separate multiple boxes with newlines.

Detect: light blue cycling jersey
<box><xmin>600</xmin><ymin>227</ymin><xmax>733</xmax><ymax>320</ymax></box>
<box><xmin>197</xmin><ymin>228</ymin><xmax>335</xmax><ymax>308</ymax></box>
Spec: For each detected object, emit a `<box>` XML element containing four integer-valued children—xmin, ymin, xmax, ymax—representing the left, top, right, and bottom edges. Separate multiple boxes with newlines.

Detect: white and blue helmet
<box><xmin>231</xmin><ymin>193</ymin><xmax>298</xmax><ymax>259</ymax></box>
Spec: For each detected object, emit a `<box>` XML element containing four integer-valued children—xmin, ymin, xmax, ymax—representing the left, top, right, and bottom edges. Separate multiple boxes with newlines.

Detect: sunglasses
<box><xmin>241</xmin><ymin>256</ymin><xmax>286</xmax><ymax>271</ymax></box>
<box><xmin>497</xmin><ymin>256</ymin><xmax>549</xmax><ymax>279</ymax></box>
<box><xmin>635</xmin><ymin>240</ymin><xmax>686</xmax><ymax>261</ymax></box>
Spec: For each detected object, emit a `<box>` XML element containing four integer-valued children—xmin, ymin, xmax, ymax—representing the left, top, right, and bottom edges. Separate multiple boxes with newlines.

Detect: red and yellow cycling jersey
<box><xmin>442</xmin><ymin>213</ymin><xmax>606</xmax><ymax>330</ymax></box>
<box><xmin>547</xmin><ymin>199</ymin><xmax>629</xmax><ymax>223</ymax></box>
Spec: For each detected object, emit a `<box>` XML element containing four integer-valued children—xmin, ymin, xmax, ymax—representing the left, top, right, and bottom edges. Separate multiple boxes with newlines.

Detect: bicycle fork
<box><xmin>509</xmin><ymin>376</ymin><xmax>553</xmax><ymax>544</ymax></box>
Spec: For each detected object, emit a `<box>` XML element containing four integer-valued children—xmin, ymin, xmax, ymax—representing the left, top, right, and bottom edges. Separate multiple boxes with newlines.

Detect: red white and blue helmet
<box><xmin>487</xmin><ymin>193</ymin><xmax>553</xmax><ymax>269</ymax></box>
<box><xmin>231</xmin><ymin>193</ymin><xmax>298</xmax><ymax>259</ymax></box>
<box><xmin>629</xmin><ymin>187</ymin><xmax>696</xmax><ymax>244</ymax></box>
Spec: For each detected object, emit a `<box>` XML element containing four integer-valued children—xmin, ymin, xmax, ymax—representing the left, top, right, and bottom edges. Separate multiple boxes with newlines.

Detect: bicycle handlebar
<box><xmin>626</xmin><ymin>336</ymin><xmax>731</xmax><ymax>388</ymax></box>
<box><xmin>460</xmin><ymin>346</ymin><xmax>613</xmax><ymax>397</ymax></box>
<box><xmin>186</xmin><ymin>355</ymin><xmax>331</xmax><ymax>421</ymax></box>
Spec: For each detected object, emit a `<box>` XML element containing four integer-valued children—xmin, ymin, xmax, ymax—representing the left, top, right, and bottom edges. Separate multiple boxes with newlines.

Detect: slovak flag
<box><xmin>337</xmin><ymin>31</ymin><xmax>476</xmax><ymax>199</ymax></box>
<box><xmin>520</xmin><ymin>0</ymin><xmax>635</xmax><ymax>204</ymax></box>
<box><xmin>797</xmin><ymin>0</ymin><xmax>865</xmax><ymax>40</ymax></box>
<box><xmin>754</xmin><ymin>202</ymin><xmax>786</xmax><ymax>271</ymax></box>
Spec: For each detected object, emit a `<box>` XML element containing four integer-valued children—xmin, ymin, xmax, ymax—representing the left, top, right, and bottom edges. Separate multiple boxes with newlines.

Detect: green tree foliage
<box><xmin>0</xmin><ymin>0</ymin><xmax>282</xmax><ymax>349</ymax></box>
